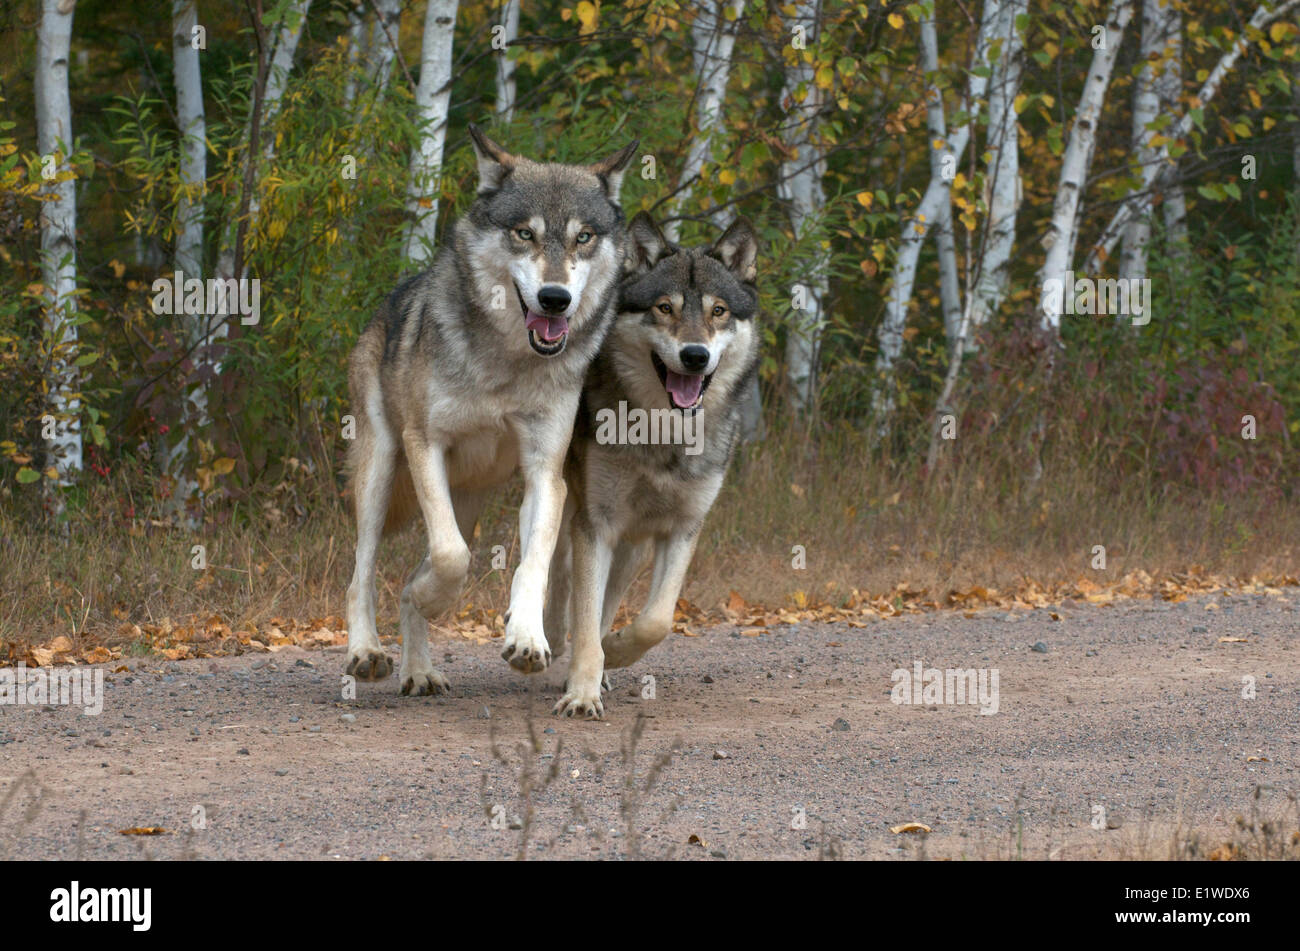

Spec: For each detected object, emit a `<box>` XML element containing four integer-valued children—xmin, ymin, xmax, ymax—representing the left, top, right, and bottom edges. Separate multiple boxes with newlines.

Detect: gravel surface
<box><xmin>2</xmin><ymin>591</ymin><xmax>1296</xmax><ymax>860</ymax></box>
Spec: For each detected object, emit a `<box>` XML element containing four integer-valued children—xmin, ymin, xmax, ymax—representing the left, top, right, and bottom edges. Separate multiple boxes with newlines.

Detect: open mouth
<box><xmin>651</xmin><ymin>352</ymin><xmax>712</xmax><ymax>411</ymax></box>
<box><xmin>516</xmin><ymin>285</ymin><xmax>568</xmax><ymax>357</ymax></box>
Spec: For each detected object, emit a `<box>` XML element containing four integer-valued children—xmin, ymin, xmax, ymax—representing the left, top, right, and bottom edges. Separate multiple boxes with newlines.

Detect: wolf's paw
<box><xmin>399</xmin><ymin>663</ymin><xmax>450</xmax><ymax>697</ymax></box>
<box><xmin>599</xmin><ymin>630</ymin><xmax>646</xmax><ymax>670</ymax></box>
<box><xmin>345</xmin><ymin>647</ymin><xmax>393</xmax><ymax>681</ymax></box>
<box><xmin>553</xmin><ymin>682</ymin><xmax>604</xmax><ymax>720</ymax></box>
<box><xmin>501</xmin><ymin>617</ymin><xmax>552</xmax><ymax>673</ymax></box>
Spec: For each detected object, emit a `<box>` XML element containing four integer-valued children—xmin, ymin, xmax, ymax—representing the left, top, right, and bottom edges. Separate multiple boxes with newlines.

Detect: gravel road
<box><xmin>3</xmin><ymin>591</ymin><xmax>1296</xmax><ymax>860</ymax></box>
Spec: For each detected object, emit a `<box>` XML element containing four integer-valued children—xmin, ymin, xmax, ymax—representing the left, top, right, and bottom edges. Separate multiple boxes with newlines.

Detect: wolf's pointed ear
<box><xmin>467</xmin><ymin>123</ymin><xmax>517</xmax><ymax>194</ymax></box>
<box><xmin>709</xmin><ymin>216</ymin><xmax>760</xmax><ymax>284</ymax></box>
<box><xmin>589</xmin><ymin>139</ymin><xmax>640</xmax><ymax>202</ymax></box>
<box><xmin>625</xmin><ymin>211</ymin><xmax>670</xmax><ymax>275</ymax></box>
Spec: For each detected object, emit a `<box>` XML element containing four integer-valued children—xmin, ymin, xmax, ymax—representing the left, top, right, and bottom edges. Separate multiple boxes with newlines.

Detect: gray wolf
<box><xmin>547</xmin><ymin>211</ymin><xmax>761</xmax><ymax>718</ymax></box>
<box><xmin>343</xmin><ymin>125</ymin><xmax>637</xmax><ymax>695</ymax></box>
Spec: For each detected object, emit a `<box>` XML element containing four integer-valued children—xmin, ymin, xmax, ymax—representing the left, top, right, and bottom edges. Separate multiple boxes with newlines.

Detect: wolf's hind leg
<box><xmin>555</xmin><ymin>519</ymin><xmax>611</xmax><ymax>719</ymax></box>
<box><xmin>601</xmin><ymin>532</ymin><xmax>696</xmax><ymax>669</ymax></box>
<box><xmin>544</xmin><ymin>497</ymin><xmax>574</xmax><ymax>660</ymax></box>
<box><xmin>397</xmin><ymin>439</ymin><xmax>471</xmax><ymax>695</ymax></box>
<box><xmin>345</xmin><ymin>409</ymin><xmax>397</xmax><ymax>682</ymax></box>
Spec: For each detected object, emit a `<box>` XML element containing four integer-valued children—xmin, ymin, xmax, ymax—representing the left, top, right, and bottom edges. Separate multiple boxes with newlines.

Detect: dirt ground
<box><xmin>2</xmin><ymin>589</ymin><xmax>1296</xmax><ymax>860</ymax></box>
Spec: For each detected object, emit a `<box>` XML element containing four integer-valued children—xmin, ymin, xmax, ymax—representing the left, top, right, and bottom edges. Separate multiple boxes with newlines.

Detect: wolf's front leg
<box><xmin>502</xmin><ymin>412</ymin><xmax>573</xmax><ymax>673</ymax></box>
<box><xmin>555</xmin><ymin>519</ymin><xmax>611</xmax><ymax>718</ymax></box>
<box><xmin>602</xmin><ymin>531</ymin><xmax>698</xmax><ymax>669</ymax></box>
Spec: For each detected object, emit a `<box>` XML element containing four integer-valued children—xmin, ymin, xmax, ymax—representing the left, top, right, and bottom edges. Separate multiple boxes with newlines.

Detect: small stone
<box><xmin>340</xmin><ymin>713</ymin><xmax>356</xmax><ymax>724</ymax></box>
<box><xmin>275</xmin><ymin>769</ymin><xmax>288</xmax><ymax>777</ymax></box>
<box><xmin>1191</xmin><ymin>625</ymin><xmax>1208</xmax><ymax>634</ymax></box>
<box><xmin>237</xmin><ymin>748</ymin><xmax>249</xmax><ymax>755</ymax></box>
<box><xmin>1032</xmin><ymin>641</ymin><xmax>1049</xmax><ymax>653</ymax></box>
<box><xmin>702</xmin><ymin>674</ymin><xmax>715</xmax><ymax>684</ymax></box>
<box><xmin>713</xmin><ymin>749</ymin><xmax>729</xmax><ymax>760</ymax></box>
<box><xmin>832</xmin><ymin>718</ymin><xmax>850</xmax><ymax>732</ymax></box>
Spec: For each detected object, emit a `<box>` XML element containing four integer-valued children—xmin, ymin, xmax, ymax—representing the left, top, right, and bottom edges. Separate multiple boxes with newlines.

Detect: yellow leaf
<box><xmin>855</xmin><ymin>191</ymin><xmax>873</xmax><ymax>209</ymax></box>
<box><xmin>887</xmin><ymin>12</ymin><xmax>904</xmax><ymax>29</ymax></box>
<box><xmin>212</xmin><ymin>457</ymin><xmax>236</xmax><ymax>475</ymax></box>
<box><xmin>718</xmin><ymin>168</ymin><xmax>737</xmax><ymax>186</ymax></box>
<box><xmin>891</xmin><ymin>822</ymin><xmax>931</xmax><ymax>835</ymax></box>
<box><xmin>1269</xmin><ymin>21</ymin><xmax>1290</xmax><ymax>43</ymax></box>
<box><xmin>576</xmin><ymin>0</ymin><xmax>598</xmax><ymax>35</ymax></box>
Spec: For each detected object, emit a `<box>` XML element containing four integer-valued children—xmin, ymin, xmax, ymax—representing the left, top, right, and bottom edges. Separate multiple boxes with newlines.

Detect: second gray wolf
<box><xmin>547</xmin><ymin>211</ymin><xmax>761</xmax><ymax>718</ymax></box>
<box><xmin>343</xmin><ymin>125</ymin><xmax>637</xmax><ymax>695</ymax></box>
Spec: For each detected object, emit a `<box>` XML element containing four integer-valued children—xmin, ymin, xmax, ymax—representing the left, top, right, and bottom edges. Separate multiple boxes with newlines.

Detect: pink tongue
<box><xmin>526</xmin><ymin>311</ymin><xmax>568</xmax><ymax>343</ymax></box>
<box><xmin>665</xmin><ymin>371</ymin><xmax>704</xmax><ymax>408</ymax></box>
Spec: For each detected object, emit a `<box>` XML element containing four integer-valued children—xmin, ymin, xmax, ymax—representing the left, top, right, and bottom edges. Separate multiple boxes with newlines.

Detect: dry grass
<box><xmin>1</xmin><ymin>422</ymin><xmax>1296</xmax><ymax>652</ymax></box>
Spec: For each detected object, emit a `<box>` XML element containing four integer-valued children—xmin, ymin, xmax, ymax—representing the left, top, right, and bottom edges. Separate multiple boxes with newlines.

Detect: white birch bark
<box><xmin>872</xmin><ymin>4</ymin><xmax>998</xmax><ymax>425</ymax></box>
<box><xmin>1084</xmin><ymin>0</ymin><xmax>1299</xmax><ymax>272</ymax></box>
<box><xmin>36</xmin><ymin>0</ymin><xmax>81</xmax><ymax>490</ymax></box>
<box><xmin>1120</xmin><ymin>0</ymin><xmax>1175</xmax><ymax>281</ymax></box>
<box><xmin>779</xmin><ymin>1</ymin><xmax>827</xmax><ymax>416</ymax></box>
<box><xmin>366</xmin><ymin>0</ymin><xmax>403</xmax><ymax>95</ymax></box>
<box><xmin>173</xmin><ymin>2</ymin><xmax>205</xmax><ymax>283</ymax></box>
<box><xmin>343</xmin><ymin>1</ymin><xmax>367</xmax><ymax>111</ymax></box>
<box><xmin>167</xmin><ymin>0</ymin><xmax>207</xmax><ymax>489</ymax></box>
<box><xmin>494</xmin><ymin>0</ymin><xmax>520</xmax><ymax>123</ymax></box>
<box><xmin>1156</xmin><ymin>2</ymin><xmax>1187</xmax><ymax>251</ymax></box>
<box><xmin>404</xmin><ymin>0</ymin><xmax>459</xmax><ymax>265</ymax></box>
<box><xmin>1038</xmin><ymin>0</ymin><xmax>1133</xmax><ymax>332</ymax></box>
<box><xmin>967</xmin><ymin>0</ymin><xmax>1026</xmax><ymax>338</ymax></box>
<box><xmin>665</xmin><ymin>0</ymin><xmax>744</xmax><ymax>242</ymax></box>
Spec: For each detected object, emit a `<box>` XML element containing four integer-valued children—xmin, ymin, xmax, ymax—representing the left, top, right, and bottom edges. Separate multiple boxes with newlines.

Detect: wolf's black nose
<box><xmin>679</xmin><ymin>345</ymin><xmax>710</xmax><ymax>372</ymax></box>
<box><xmin>537</xmin><ymin>285</ymin><xmax>571</xmax><ymax>314</ymax></box>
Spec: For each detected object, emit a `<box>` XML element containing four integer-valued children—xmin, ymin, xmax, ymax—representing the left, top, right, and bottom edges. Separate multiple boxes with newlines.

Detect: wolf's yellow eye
<box><xmin>712</xmin><ymin>304</ymin><xmax>726</xmax><ymax>317</ymax></box>
<box><xmin>515</xmin><ymin>228</ymin><xmax>534</xmax><ymax>241</ymax></box>
<box><xmin>576</xmin><ymin>231</ymin><xmax>593</xmax><ymax>244</ymax></box>
<box><xmin>657</xmin><ymin>302</ymin><xmax>672</xmax><ymax>315</ymax></box>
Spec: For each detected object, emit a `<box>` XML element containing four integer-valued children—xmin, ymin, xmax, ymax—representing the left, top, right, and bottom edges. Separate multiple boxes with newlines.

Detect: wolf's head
<box><xmin>611</xmin><ymin>212</ymin><xmax>760</xmax><ymax>412</ymax></box>
<box><xmin>460</xmin><ymin>125</ymin><xmax>638</xmax><ymax>359</ymax></box>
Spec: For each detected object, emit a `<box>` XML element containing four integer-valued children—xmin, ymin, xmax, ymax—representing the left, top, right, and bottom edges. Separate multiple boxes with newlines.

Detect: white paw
<box><xmin>345</xmin><ymin>646</ymin><xmax>393</xmax><ymax>681</ymax></box>
<box><xmin>554</xmin><ymin>680</ymin><xmax>604</xmax><ymax>719</ymax></box>
<box><xmin>501</xmin><ymin>615</ymin><xmax>552</xmax><ymax>673</ymax></box>
<box><xmin>399</xmin><ymin>661</ymin><xmax>450</xmax><ymax>696</ymax></box>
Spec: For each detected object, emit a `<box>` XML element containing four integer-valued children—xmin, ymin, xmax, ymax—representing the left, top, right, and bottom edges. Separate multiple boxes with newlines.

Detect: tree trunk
<box><xmin>778</xmin><ymin>0</ymin><xmax>827</xmax><ymax>418</ymax></box>
<box><xmin>494</xmin><ymin>0</ymin><xmax>519</xmax><ymax>124</ymax></box>
<box><xmin>343</xmin><ymin>1</ymin><xmax>367</xmax><ymax>112</ymax></box>
<box><xmin>967</xmin><ymin>0</ymin><xmax>1025</xmax><ymax>341</ymax></box>
<box><xmin>1038</xmin><ymin>0</ymin><xmax>1133</xmax><ymax>333</ymax></box>
<box><xmin>366</xmin><ymin>0</ymin><xmax>403</xmax><ymax>97</ymax></box>
<box><xmin>36</xmin><ymin>0</ymin><xmax>82</xmax><ymax>496</ymax></box>
<box><xmin>1156</xmin><ymin>2</ymin><xmax>1187</xmax><ymax>253</ymax></box>
<box><xmin>405</xmin><ymin>0</ymin><xmax>459</xmax><ymax>265</ymax></box>
<box><xmin>872</xmin><ymin>4</ymin><xmax>998</xmax><ymax>429</ymax></box>
<box><xmin>665</xmin><ymin>0</ymin><xmax>744</xmax><ymax>242</ymax></box>
<box><xmin>166</xmin><ymin>0</ymin><xmax>207</xmax><ymax>492</ymax></box>
<box><xmin>1120</xmin><ymin>0</ymin><xmax>1175</xmax><ymax>282</ymax></box>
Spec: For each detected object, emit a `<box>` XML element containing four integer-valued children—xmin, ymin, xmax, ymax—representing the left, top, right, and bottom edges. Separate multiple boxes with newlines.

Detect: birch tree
<box><xmin>664</xmin><ymin>0</ymin><xmax>744</xmax><ymax>242</ymax></box>
<box><xmin>365</xmin><ymin>0</ymin><xmax>403</xmax><ymax>98</ymax></box>
<box><xmin>779</xmin><ymin>0</ymin><xmax>827</xmax><ymax>416</ymax></box>
<box><xmin>1038</xmin><ymin>0</ymin><xmax>1133</xmax><ymax>332</ymax></box>
<box><xmin>36</xmin><ymin>0</ymin><xmax>82</xmax><ymax>493</ymax></box>
<box><xmin>173</xmin><ymin>1</ymin><xmax>205</xmax><ymax>283</ymax></box>
<box><xmin>967</xmin><ymin>0</ymin><xmax>1026</xmax><ymax>338</ymax></box>
<box><xmin>1084</xmin><ymin>0</ymin><xmax>1300</xmax><ymax>274</ymax></box>
<box><xmin>405</xmin><ymin>0</ymin><xmax>459</xmax><ymax>265</ymax></box>
<box><xmin>166</xmin><ymin>0</ymin><xmax>207</xmax><ymax>490</ymax></box>
<box><xmin>343</xmin><ymin>1</ymin><xmax>367</xmax><ymax>112</ymax></box>
<box><xmin>494</xmin><ymin>0</ymin><xmax>520</xmax><ymax>124</ymax></box>
<box><xmin>1119</xmin><ymin>0</ymin><xmax>1177</xmax><ymax>281</ymax></box>
<box><xmin>872</xmin><ymin>2</ymin><xmax>998</xmax><ymax>427</ymax></box>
